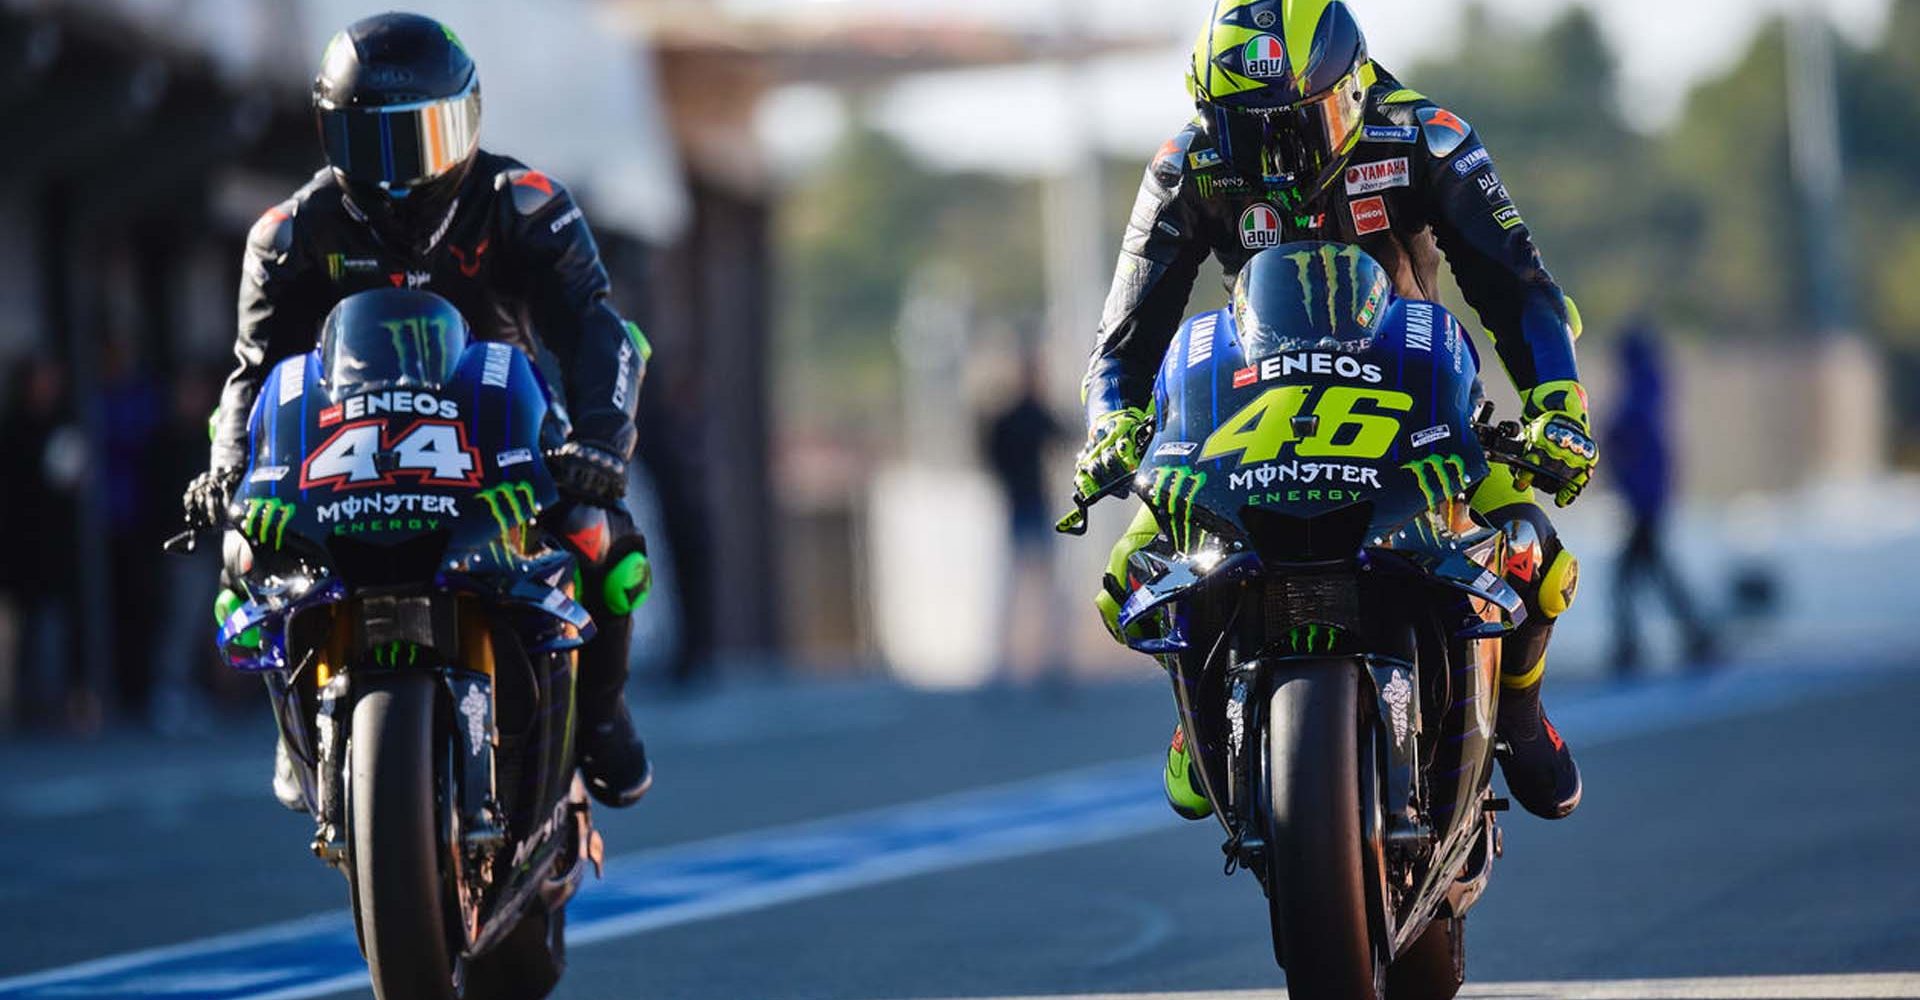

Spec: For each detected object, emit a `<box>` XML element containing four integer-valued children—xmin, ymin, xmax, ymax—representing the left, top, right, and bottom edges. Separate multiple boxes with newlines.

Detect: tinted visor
<box><xmin>1214</xmin><ymin>67</ymin><xmax>1367</xmax><ymax>185</ymax></box>
<box><xmin>318</xmin><ymin>80</ymin><xmax>480</xmax><ymax>192</ymax></box>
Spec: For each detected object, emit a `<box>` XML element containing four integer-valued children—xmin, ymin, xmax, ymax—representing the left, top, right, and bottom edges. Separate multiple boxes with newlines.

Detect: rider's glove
<box><xmin>1518</xmin><ymin>380</ymin><xmax>1598</xmax><ymax>508</ymax></box>
<box><xmin>183</xmin><ymin>467</ymin><xmax>242</xmax><ymax>531</ymax></box>
<box><xmin>546</xmin><ymin>441</ymin><xmax>628</xmax><ymax>507</ymax></box>
<box><xmin>1074</xmin><ymin>407</ymin><xmax>1150</xmax><ymax>500</ymax></box>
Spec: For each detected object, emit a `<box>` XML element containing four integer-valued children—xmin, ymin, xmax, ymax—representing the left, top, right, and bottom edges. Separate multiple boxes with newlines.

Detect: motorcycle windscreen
<box><xmin>1139</xmin><ymin>297</ymin><xmax>1491</xmax><ymax>547</ymax></box>
<box><xmin>233</xmin><ymin>340</ymin><xmax>560</xmax><ymax>573</ymax></box>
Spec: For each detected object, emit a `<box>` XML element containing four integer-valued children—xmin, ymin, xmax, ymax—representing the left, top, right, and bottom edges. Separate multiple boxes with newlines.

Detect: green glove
<box><xmin>1074</xmin><ymin>407</ymin><xmax>1150</xmax><ymax>500</ymax></box>
<box><xmin>1517</xmin><ymin>379</ymin><xmax>1598</xmax><ymax>507</ymax></box>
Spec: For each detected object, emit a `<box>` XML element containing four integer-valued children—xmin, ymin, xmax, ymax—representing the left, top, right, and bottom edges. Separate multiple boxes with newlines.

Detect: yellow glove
<box><xmin>1517</xmin><ymin>380</ymin><xmax>1598</xmax><ymax>508</ymax></box>
<box><xmin>1074</xmin><ymin>407</ymin><xmax>1150</xmax><ymax>500</ymax></box>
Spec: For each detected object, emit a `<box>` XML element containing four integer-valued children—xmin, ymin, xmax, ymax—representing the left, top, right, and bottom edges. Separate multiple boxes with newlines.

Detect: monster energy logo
<box><xmin>1403</xmin><ymin>454</ymin><xmax>1470</xmax><ymax>510</ymax></box>
<box><xmin>1283</xmin><ymin>244</ymin><xmax>1366</xmax><ymax>334</ymax></box>
<box><xmin>372</xmin><ymin>641</ymin><xmax>420</xmax><ymax>668</ymax></box>
<box><xmin>475</xmin><ymin>481</ymin><xmax>538</xmax><ymax>536</ymax></box>
<box><xmin>1271</xmin><ymin>184</ymin><xmax>1316</xmax><ymax>229</ymax></box>
<box><xmin>382</xmin><ymin>316</ymin><xmax>449</xmax><ymax>374</ymax></box>
<box><xmin>1149</xmin><ymin>466</ymin><xmax>1208</xmax><ymax>552</ymax></box>
<box><xmin>241</xmin><ymin>498</ymin><xmax>297</xmax><ymax>548</ymax></box>
<box><xmin>1285</xmin><ymin>624</ymin><xmax>1344</xmax><ymax>654</ymax></box>
<box><xmin>325</xmin><ymin>254</ymin><xmax>379</xmax><ymax>282</ymax></box>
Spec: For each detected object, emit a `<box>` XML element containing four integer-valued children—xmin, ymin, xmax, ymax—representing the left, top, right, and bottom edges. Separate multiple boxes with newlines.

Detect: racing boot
<box><xmin>1495</xmin><ymin>672</ymin><xmax>1582</xmax><ymax>819</ymax></box>
<box><xmin>1164</xmin><ymin>725</ymin><xmax>1212</xmax><ymax>820</ymax></box>
<box><xmin>575</xmin><ymin>609</ymin><xmax>653</xmax><ymax>807</ymax></box>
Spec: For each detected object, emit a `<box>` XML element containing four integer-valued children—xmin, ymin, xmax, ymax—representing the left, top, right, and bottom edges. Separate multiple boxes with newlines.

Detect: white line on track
<box><xmin>931</xmin><ymin>972</ymin><xmax>1920</xmax><ymax>999</ymax></box>
<box><xmin>0</xmin><ymin>663</ymin><xmax>1904</xmax><ymax>999</ymax></box>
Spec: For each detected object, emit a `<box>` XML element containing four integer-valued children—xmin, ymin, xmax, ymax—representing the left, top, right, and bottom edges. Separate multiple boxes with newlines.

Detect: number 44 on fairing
<box><xmin>300</xmin><ymin>419</ymin><xmax>483</xmax><ymax>490</ymax></box>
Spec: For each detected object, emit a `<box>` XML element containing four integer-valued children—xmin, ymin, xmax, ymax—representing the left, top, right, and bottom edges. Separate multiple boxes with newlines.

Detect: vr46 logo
<box><xmin>300</xmin><ymin>419</ymin><xmax>482</xmax><ymax>490</ymax></box>
<box><xmin>1201</xmin><ymin>386</ymin><xmax>1414</xmax><ymax>466</ymax></box>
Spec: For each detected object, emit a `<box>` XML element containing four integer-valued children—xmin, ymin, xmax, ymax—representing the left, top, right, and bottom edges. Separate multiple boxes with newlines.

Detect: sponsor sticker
<box><xmin>1350</xmin><ymin>196</ymin><xmax>1390</xmax><ymax>236</ymax></box>
<box><xmin>1154</xmin><ymin>441</ymin><xmax>1200</xmax><ymax>459</ymax></box>
<box><xmin>278</xmin><ymin>363</ymin><xmax>304</xmax><ymax>406</ymax></box>
<box><xmin>1239</xmin><ymin>352</ymin><xmax>1385</xmax><ymax>386</ymax></box>
<box><xmin>1345</xmin><ymin>158</ymin><xmax>1410</xmax><ymax>195</ymax></box>
<box><xmin>1240</xmin><ymin>203</ymin><xmax>1283</xmax><ymax>249</ymax></box>
<box><xmin>481</xmin><ymin>343</ymin><xmax>513</xmax><ymax>388</ymax></box>
<box><xmin>1405</xmin><ymin>303</ymin><xmax>1435</xmax><ymax>353</ymax></box>
<box><xmin>1410</xmin><ymin>424</ymin><xmax>1452</xmax><ymax>448</ymax></box>
<box><xmin>496</xmin><ymin>448</ymin><xmax>534</xmax><ymax>468</ymax></box>
<box><xmin>547</xmin><ymin>206</ymin><xmax>583</xmax><ymax>235</ymax></box>
<box><xmin>1188</xmin><ymin>148</ymin><xmax>1222</xmax><ymax>170</ymax></box>
<box><xmin>1477</xmin><ymin>171</ymin><xmax>1510</xmax><ymax>204</ymax></box>
<box><xmin>1229</xmin><ymin>461</ymin><xmax>1384</xmax><ymax>491</ymax></box>
<box><xmin>1362</xmin><ymin>125</ymin><xmax>1419</xmax><ymax>144</ymax></box>
<box><xmin>315</xmin><ymin>493</ymin><xmax>460</xmax><ymax>524</ymax></box>
<box><xmin>1356</xmin><ymin>272</ymin><xmax>1388</xmax><ymax>328</ymax></box>
<box><xmin>338</xmin><ymin>390</ymin><xmax>460</xmax><ymax>422</ymax></box>
<box><xmin>318</xmin><ymin>403</ymin><xmax>343</xmax><ymax>427</ymax></box>
<box><xmin>1186</xmin><ymin>314</ymin><xmax>1217</xmax><ymax>368</ymax></box>
<box><xmin>249</xmin><ymin>465</ymin><xmax>289</xmax><ymax>483</ymax></box>
<box><xmin>1451</xmin><ymin>146</ymin><xmax>1492</xmax><ymax>177</ymax></box>
<box><xmin>1494</xmin><ymin>205</ymin><xmax>1525</xmax><ymax>231</ymax></box>
<box><xmin>1241</xmin><ymin>34</ymin><xmax>1287</xmax><ymax>78</ymax></box>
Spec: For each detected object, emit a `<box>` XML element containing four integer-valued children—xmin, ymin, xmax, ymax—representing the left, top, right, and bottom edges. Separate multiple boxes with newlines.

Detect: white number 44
<box><xmin>301</xmin><ymin>420</ymin><xmax>480</xmax><ymax>489</ymax></box>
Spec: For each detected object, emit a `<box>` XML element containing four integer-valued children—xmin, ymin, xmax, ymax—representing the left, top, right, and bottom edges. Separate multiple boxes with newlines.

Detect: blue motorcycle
<box><xmin>170</xmin><ymin>289</ymin><xmax>608</xmax><ymax>1000</ymax></box>
<box><xmin>1063</xmin><ymin>243</ymin><xmax>1566</xmax><ymax>1000</ymax></box>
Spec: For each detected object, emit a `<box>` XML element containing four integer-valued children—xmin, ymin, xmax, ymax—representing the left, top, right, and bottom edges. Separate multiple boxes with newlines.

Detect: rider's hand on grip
<box><xmin>182</xmin><ymin>467</ymin><xmax>242</xmax><ymax>533</ymax></box>
<box><xmin>1517</xmin><ymin>380</ymin><xmax>1597</xmax><ymax>508</ymax></box>
<box><xmin>546</xmin><ymin>440</ymin><xmax>628</xmax><ymax>507</ymax></box>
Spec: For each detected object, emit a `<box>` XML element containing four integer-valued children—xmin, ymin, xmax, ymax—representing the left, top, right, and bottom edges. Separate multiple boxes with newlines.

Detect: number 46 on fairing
<box><xmin>300</xmin><ymin>419</ymin><xmax>484</xmax><ymax>490</ymax></box>
<box><xmin>1199</xmin><ymin>385</ymin><xmax>1414</xmax><ymax>467</ymax></box>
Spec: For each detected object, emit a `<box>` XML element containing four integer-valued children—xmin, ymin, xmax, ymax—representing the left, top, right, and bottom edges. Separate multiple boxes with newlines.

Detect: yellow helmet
<box><xmin>1187</xmin><ymin>0</ymin><xmax>1374</xmax><ymax>190</ymax></box>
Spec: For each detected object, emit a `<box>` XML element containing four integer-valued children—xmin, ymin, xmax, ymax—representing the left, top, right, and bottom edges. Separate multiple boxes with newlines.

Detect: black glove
<box><xmin>183</xmin><ymin>467</ymin><xmax>243</xmax><ymax>531</ymax></box>
<box><xmin>546</xmin><ymin>441</ymin><xmax>628</xmax><ymax>506</ymax></box>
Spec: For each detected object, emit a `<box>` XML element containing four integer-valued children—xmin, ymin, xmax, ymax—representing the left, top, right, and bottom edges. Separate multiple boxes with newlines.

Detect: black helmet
<box><xmin>314</xmin><ymin>13</ymin><xmax>481</xmax><ymax>249</ymax></box>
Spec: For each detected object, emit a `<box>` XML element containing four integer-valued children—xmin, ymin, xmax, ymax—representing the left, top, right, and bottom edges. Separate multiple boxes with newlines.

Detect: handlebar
<box><xmin>1055</xmin><ymin>402</ymin><xmax>1572</xmax><ymax>534</ymax></box>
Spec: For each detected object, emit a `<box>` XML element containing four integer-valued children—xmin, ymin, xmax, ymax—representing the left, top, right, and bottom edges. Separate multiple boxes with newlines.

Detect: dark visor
<box><xmin>318</xmin><ymin>80</ymin><xmax>480</xmax><ymax>191</ymax></box>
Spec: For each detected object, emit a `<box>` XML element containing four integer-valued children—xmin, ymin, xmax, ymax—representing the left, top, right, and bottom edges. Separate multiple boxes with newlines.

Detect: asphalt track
<box><xmin>0</xmin><ymin>658</ymin><xmax>1916</xmax><ymax>999</ymax></box>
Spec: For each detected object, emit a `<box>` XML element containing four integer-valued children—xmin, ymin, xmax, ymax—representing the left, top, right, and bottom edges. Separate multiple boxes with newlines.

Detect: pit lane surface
<box><xmin>1</xmin><ymin>660</ymin><xmax>1915</xmax><ymax>999</ymax></box>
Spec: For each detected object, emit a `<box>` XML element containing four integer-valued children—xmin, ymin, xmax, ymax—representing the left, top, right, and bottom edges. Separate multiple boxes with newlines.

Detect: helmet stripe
<box><xmin>1285</xmin><ymin>0</ymin><xmax>1336</xmax><ymax>92</ymax></box>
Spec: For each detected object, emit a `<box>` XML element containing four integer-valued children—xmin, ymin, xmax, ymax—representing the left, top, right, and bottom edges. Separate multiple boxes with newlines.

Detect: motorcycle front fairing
<box><xmin>221</xmin><ymin>339</ymin><xmax>592</xmax><ymax>672</ymax></box>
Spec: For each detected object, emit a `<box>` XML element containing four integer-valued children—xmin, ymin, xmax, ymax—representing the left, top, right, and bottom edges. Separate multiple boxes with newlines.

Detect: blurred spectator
<box><xmin>1604</xmin><ymin>322</ymin><xmax>1718</xmax><ymax>675</ymax></box>
<box><xmin>980</xmin><ymin>358</ymin><xmax>1066</xmax><ymax>688</ymax></box>
<box><xmin>148</xmin><ymin>365</ymin><xmax>223</xmax><ymax>735</ymax></box>
<box><xmin>98</xmin><ymin>341</ymin><xmax>165</xmax><ymax>719</ymax></box>
<box><xmin>0</xmin><ymin>355</ymin><xmax>84</xmax><ymax>730</ymax></box>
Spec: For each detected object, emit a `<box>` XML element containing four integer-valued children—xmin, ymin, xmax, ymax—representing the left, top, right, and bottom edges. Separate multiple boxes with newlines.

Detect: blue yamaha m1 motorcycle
<box><xmin>167</xmin><ymin>289</ymin><xmax>610</xmax><ymax>1000</ymax></box>
<box><xmin>1061</xmin><ymin>243</ymin><xmax>1571</xmax><ymax>1000</ymax></box>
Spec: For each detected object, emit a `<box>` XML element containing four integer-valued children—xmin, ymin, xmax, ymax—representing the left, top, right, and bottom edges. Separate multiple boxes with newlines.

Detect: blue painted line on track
<box><xmin>0</xmin><ymin>660</ymin><xmax>1902</xmax><ymax>1000</ymax></box>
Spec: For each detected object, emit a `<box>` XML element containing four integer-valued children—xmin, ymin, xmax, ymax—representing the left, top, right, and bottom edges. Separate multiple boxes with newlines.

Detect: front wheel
<box><xmin>1387</xmin><ymin>914</ymin><xmax>1465</xmax><ymax>1000</ymax></box>
<box><xmin>1263</xmin><ymin>663</ymin><xmax>1382</xmax><ymax>999</ymax></box>
<box><xmin>351</xmin><ymin>673</ymin><xmax>457</xmax><ymax>1000</ymax></box>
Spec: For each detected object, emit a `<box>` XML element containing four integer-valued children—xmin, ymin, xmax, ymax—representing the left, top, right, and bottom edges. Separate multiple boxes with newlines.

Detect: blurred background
<box><xmin>2</xmin><ymin>0</ymin><xmax>1913</xmax><ymax>729</ymax></box>
<box><xmin>0</xmin><ymin>1</ymin><xmax>1916</xmax><ymax>997</ymax></box>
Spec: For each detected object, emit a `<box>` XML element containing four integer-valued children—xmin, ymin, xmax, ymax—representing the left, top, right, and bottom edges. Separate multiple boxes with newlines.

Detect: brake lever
<box><xmin>163</xmin><ymin>529</ymin><xmax>202</xmax><ymax>555</ymax></box>
<box><xmin>1055</xmin><ymin>473</ymin><xmax>1136</xmax><ymax>537</ymax></box>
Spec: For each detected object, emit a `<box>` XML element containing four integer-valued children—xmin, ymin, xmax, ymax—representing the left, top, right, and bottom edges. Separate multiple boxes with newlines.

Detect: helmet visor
<box><xmin>1215</xmin><ymin>66</ymin><xmax>1368</xmax><ymax>184</ymax></box>
<box><xmin>318</xmin><ymin>80</ymin><xmax>480</xmax><ymax>192</ymax></box>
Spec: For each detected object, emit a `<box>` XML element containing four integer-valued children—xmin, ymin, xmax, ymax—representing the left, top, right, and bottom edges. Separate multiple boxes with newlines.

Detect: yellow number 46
<box><xmin>1198</xmin><ymin>386</ymin><xmax>1414</xmax><ymax>466</ymax></box>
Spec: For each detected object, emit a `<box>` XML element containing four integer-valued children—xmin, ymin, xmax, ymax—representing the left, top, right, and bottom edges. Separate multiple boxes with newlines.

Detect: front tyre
<box><xmin>1387</xmin><ymin>915</ymin><xmax>1465</xmax><ymax>1000</ymax></box>
<box><xmin>351</xmin><ymin>673</ymin><xmax>457</xmax><ymax>1000</ymax></box>
<box><xmin>1263</xmin><ymin>663</ymin><xmax>1381</xmax><ymax>999</ymax></box>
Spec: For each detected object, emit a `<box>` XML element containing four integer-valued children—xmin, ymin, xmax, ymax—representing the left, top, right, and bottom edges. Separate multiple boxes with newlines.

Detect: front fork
<box><xmin>1180</xmin><ymin>652</ymin><xmax>1428</xmax><ymax>878</ymax></box>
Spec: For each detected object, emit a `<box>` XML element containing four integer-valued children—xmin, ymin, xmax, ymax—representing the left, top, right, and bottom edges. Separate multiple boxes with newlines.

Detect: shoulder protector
<box><xmin>497</xmin><ymin>166</ymin><xmax>567</xmax><ymax>217</ymax></box>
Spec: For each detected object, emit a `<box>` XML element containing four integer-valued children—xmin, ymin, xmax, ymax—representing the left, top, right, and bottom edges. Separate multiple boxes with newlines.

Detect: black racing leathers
<box><xmin>212</xmin><ymin>149</ymin><xmax>644</xmax><ymax>471</ymax></box>
<box><xmin>1083</xmin><ymin>72</ymin><xmax>1578</xmax><ymax>423</ymax></box>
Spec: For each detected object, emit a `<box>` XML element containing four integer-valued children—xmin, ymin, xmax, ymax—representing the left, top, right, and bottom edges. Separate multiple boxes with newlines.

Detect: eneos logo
<box><xmin>1241</xmin><ymin>35</ymin><xmax>1287</xmax><ymax>79</ymax></box>
<box><xmin>1240</xmin><ymin>203</ymin><xmax>1283</xmax><ymax>248</ymax></box>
